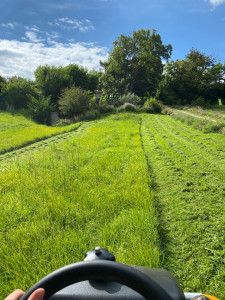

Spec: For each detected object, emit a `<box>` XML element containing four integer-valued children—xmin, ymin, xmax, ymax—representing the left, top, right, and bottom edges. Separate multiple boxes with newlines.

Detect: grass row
<box><xmin>0</xmin><ymin>114</ymin><xmax>160</xmax><ymax>298</ymax></box>
<box><xmin>140</xmin><ymin>114</ymin><xmax>225</xmax><ymax>299</ymax></box>
<box><xmin>171</xmin><ymin>111</ymin><xmax>225</xmax><ymax>134</ymax></box>
<box><xmin>166</xmin><ymin>106</ymin><xmax>225</xmax><ymax>134</ymax></box>
<box><xmin>183</xmin><ymin>105</ymin><xmax>225</xmax><ymax>120</ymax></box>
<box><xmin>0</xmin><ymin>111</ymin><xmax>81</xmax><ymax>154</ymax></box>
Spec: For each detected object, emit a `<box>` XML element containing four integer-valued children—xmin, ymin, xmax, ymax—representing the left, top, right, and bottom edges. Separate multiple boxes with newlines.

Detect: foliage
<box><xmin>58</xmin><ymin>87</ymin><xmax>89</xmax><ymax>117</ymax></box>
<box><xmin>84</xmin><ymin>109</ymin><xmax>100</xmax><ymax>120</ymax></box>
<box><xmin>65</xmin><ymin>65</ymin><xmax>100</xmax><ymax>91</ymax></box>
<box><xmin>34</xmin><ymin>66</ymin><xmax>70</xmax><ymax>105</ymax></box>
<box><xmin>191</xmin><ymin>96</ymin><xmax>206</xmax><ymax>107</ymax></box>
<box><xmin>0</xmin><ymin>76</ymin><xmax>7</xmax><ymax>109</ymax></box>
<box><xmin>3</xmin><ymin>77</ymin><xmax>37</xmax><ymax>110</ymax></box>
<box><xmin>89</xmin><ymin>95</ymin><xmax>98</xmax><ymax>109</ymax></box>
<box><xmin>27</xmin><ymin>96</ymin><xmax>56</xmax><ymax>125</ymax></box>
<box><xmin>99</xmin><ymin>94</ymin><xmax>108</xmax><ymax>106</ymax></box>
<box><xmin>157</xmin><ymin>48</ymin><xmax>225</xmax><ymax>105</ymax></box>
<box><xmin>0</xmin><ymin>75</ymin><xmax>7</xmax><ymax>95</ymax></box>
<box><xmin>100</xmin><ymin>29</ymin><xmax>172</xmax><ymax>98</ymax></box>
<box><xmin>34</xmin><ymin>64</ymin><xmax>100</xmax><ymax>106</ymax></box>
<box><xmin>117</xmin><ymin>103</ymin><xmax>138</xmax><ymax>112</ymax></box>
<box><xmin>54</xmin><ymin>118</ymin><xmax>74</xmax><ymax>127</ymax></box>
<box><xmin>143</xmin><ymin>97</ymin><xmax>162</xmax><ymax>113</ymax></box>
<box><xmin>98</xmin><ymin>104</ymin><xmax>116</xmax><ymax>114</ymax></box>
<box><xmin>118</xmin><ymin>93</ymin><xmax>140</xmax><ymax>105</ymax></box>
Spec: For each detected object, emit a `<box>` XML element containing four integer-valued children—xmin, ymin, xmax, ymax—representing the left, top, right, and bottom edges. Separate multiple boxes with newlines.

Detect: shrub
<box><xmin>4</xmin><ymin>77</ymin><xmax>37</xmax><ymax>110</ymax></box>
<box><xmin>143</xmin><ymin>97</ymin><xmax>162</xmax><ymax>113</ymax></box>
<box><xmin>118</xmin><ymin>93</ymin><xmax>140</xmax><ymax>105</ymax></box>
<box><xmin>98</xmin><ymin>105</ymin><xmax>115</xmax><ymax>114</ymax></box>
<box><xmin>55</xmin><ymin>118</ymin><xmax>74</xmax><ymax>127</ymax></box>
<box><xmin>99</xmin><ymin>94</ymin><xmax>108</xmax><ymax>106</ymax></box>
<box><xmin>89</xmin><ymin>95</ymin><xmax>98</xmax><ymax>109</ymax></box>
<box><xmin>117</xmin><ymin>103</ymin><xmax>137</xmax><ymax>112</ymax></box>
<box><xmin>58</xmin><ymin>87</ymin><xmax>89</xmax><ymax>117</ymax></box>
<box><xmin>27</xmin><ymin>96</ymin><xmax>56</xmax><ymax>125</ymax></box>
<box><xmin>84</xmin><ymin>109</ymin><xmax>100</xmax><ymax>120</ymax></box>
<box><xmin>192</xmin><ymin>96</ymin><xmax>206</xmax><ymax>107</ymax></box>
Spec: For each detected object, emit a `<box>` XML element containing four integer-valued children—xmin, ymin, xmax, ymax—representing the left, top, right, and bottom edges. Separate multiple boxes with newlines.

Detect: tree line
<box><xmin>0</xmin><ymin>28</ymin><xmax>225</xmax><ymax>122</ymax></box>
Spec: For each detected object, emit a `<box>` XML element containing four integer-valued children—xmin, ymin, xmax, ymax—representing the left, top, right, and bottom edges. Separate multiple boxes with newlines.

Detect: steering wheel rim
<box><xmin>20</xmin><ymin>260</ymin><xmax>173</xmax><ymax>300</ymax></box>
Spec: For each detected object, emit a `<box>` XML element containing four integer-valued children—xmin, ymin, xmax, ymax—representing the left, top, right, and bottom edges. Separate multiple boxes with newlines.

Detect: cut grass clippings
<box><xmin>140</xmin><ymin>114</ymin><xmax>225</xmax><ymax>299</ymax></box>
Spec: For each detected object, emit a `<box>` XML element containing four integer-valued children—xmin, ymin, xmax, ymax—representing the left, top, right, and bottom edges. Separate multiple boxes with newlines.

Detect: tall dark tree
<box><xmin>3</xmin><ymin>77</ymin><xmax>36</xmax><ymax>110</ymax></box>
<box><xmin>100</xmin><ymin>29</ymin><xmax>172</xmax><ymax>98</ymax></box>
<box><xmin>0</xmin><ymin>75</ymin><xmax>6</xmax><ymax>95</ymax></box>
<box><xmin>157</xmin><ymin>49</ymin><xmax>225</xmax><ymax>105</ymax></box>
<box><xmin>34</xmin><ymin>65</ymin><xmax>70</xmax><ymax>104</ymax></box>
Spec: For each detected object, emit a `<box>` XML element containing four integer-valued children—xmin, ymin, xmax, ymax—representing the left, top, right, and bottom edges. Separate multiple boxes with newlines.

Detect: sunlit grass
<box><xmin>0</xmin><ymin>111</ymin><xmax>81</xmax><ymax>154</ymax></box>
<box><xmin>0</xmin><ymin>114</ymin><xmax>160</xmax><ymax>298</ymax></box>
<box><xmin>141</xmin><ymin>114</ymin><xmax>225</xmax><ymax>299</ymax></box>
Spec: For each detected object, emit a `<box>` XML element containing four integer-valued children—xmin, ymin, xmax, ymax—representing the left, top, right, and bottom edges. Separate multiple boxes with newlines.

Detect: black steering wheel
<box><xmin>20</xmin><ymin>260</ymin><xmax>173</xmax><ymax>300</ymax></box>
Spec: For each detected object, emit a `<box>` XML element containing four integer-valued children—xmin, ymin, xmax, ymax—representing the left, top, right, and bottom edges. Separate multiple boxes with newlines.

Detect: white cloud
<box><xmin>24</xmin><ymin>31</ymin><xmax>45</xmax><ymax>43</ymax></box>
<box><xmin>206</xmin><ymin>0</ymin><xmax>225</xmax><ymax>5</ymax></box>
<box><xmin>24</xmin><ymin>25</ymin><xmax>40</xmax><ymax>32</ymax></box>
<box><xmin>1</xmin><ymin>22</ymin><xmax>17</xmax><ymax>29</ymax></box>
<box><xmin>0</xmin><ymin>39</ymin><xmax>108</xmax><ymax>79</ymax></box>
<box><xmin>49</xmin><ymin>18</ymin><xmax>95</xmax><ymax>32</ymax></box>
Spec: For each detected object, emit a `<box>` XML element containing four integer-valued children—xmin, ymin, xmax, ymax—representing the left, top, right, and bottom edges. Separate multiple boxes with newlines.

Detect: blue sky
<box><xmin>0</xmin><ymin>0</ymin><xmax>225</xmax><ymax>79</ymax></box>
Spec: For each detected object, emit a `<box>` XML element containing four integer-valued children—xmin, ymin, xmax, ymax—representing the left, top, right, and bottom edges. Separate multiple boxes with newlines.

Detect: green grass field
<box><xmin>0</xmin><ymin>111</ymin><xmax>81</xmax><ymax>154</ymax></box>
<box><xmin>1</xmin><ymin>112</ymin><xmax>225</xmax><ymax>299</ymax></box>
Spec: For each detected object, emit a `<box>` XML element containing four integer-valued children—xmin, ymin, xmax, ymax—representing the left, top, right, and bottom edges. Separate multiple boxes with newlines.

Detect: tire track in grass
<box><xmin>140</xmin><ymin>114</ymin><xmax>225</xmax><ymax>299</ymax></box>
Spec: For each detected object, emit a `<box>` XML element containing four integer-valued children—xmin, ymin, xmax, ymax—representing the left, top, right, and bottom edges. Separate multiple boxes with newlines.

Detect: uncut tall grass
<box><xmin>0</xmin><ymin>114</ymin><xmax>160</xmax><ymax>298</ymax></box>
<box><xmin>0</xmin><ymin>111</ymin><xmax>80</xmax><ymax>154</ymax></box>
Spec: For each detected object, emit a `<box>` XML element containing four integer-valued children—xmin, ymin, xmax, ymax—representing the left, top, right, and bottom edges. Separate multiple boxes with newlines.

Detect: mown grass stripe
<box><xmin>141</xmin><ymin>114</ymin><xmax>225</xmax><ymax>299</ymax></box>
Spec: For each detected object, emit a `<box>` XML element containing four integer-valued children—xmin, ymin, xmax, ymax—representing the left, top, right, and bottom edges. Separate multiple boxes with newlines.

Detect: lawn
<box><xmin>0</xmin><ymin>114</ymin><xmax>160</xmax><ymax>298</ymax></box>
<box><xmin>1</xmin><ymin>112</ymin><xmax>224</xmax><ymax>299</ymax></box>
<box><xmin>141</xmin><ymin>114</ymin><xmax>225</xmax><ymax>298</ymax></box>
<box><xmin>0</xmin><ymin>111</ymin><xmax>81</xmax><ymax>154</ymax></box>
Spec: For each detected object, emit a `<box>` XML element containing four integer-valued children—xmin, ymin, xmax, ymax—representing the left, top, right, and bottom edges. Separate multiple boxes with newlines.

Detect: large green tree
<box><xmin>34</xmin><ymin>66</ymin><xmax>70</xmax><ymax>104</ymax></box>
<box><xmin>3</xmin><ymin>77</ymin><xmax>36</xmax><ymax>110</ymax></box>
<box><xmin>0</xmin><ymin>75</ymin><xmax>6</xmax><ymax>95</ymax></box>
<box><xmin>100</xmin><ymin>29</ymin><xmax>172</xmax><ymax>98</ymax></box>
<box><xmin>157</xmin><ymin>49</ymin><xmax>225</xmax><ymax>105</ymax></box>
<box><xmin>0</xmin><ymin>75</ymin><xmax>7</xmax><ymax>109</ymax></box>
<box><xmin>35</xmin><ymin>64</ymin><xmax>100</xmax><ymax>106</ymax></box>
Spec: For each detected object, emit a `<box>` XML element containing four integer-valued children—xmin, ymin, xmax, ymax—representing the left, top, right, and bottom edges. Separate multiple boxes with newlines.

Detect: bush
<box><xmin>58</xmin><ymin>87</ymin><xmax>89</xmax><ymax>117</ymax></box>
<box><xmin>27</xmin><ymin>96</ymin><xmax>56</xmax><ymax>125</ymax></box>
<box><xmin>84</xmin><ymin>109</ymin><xmax>100</xmax><ymax>120</ymax></box>
<box><xmin>192</xmin><ymin>96</ymin><xmax>206</xmax><ymax>107</ymax></box>
<box><xmin>99</xmin><ymin>94</ymin><xmax>108</xmax><ymax>106</ymax></box>
<box><xmin>143</xmin><ymin>97</ymin><xmax>162</xmax><ymax>113</ymax></box>
<box><xmin>55</xmin><ymin>118</ymin><xmax>74</xmax><ymax>127</ymax></box>
<box><xmin>4</xmin><ymin>77</ymin><xmax>37</xmax><ymax>110</ymax></box>
<box><xmin>117</xmin><ymin>103</ymin><xmax>137</xmax><ymax>112</ymax></box>
<box><xmin>89</xmin><ymin>95</ymin><xmax>98</xmax><ymax>109</ymax></box>
<box><xmin>98</xmin><ymin>105</ymin><xmax>115</xmax><ymax>114</ymax></box>
<box><xmin>118</xmin><ymin>93</ymin><xmax>140</xmax><ymax>105</ymax></box>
